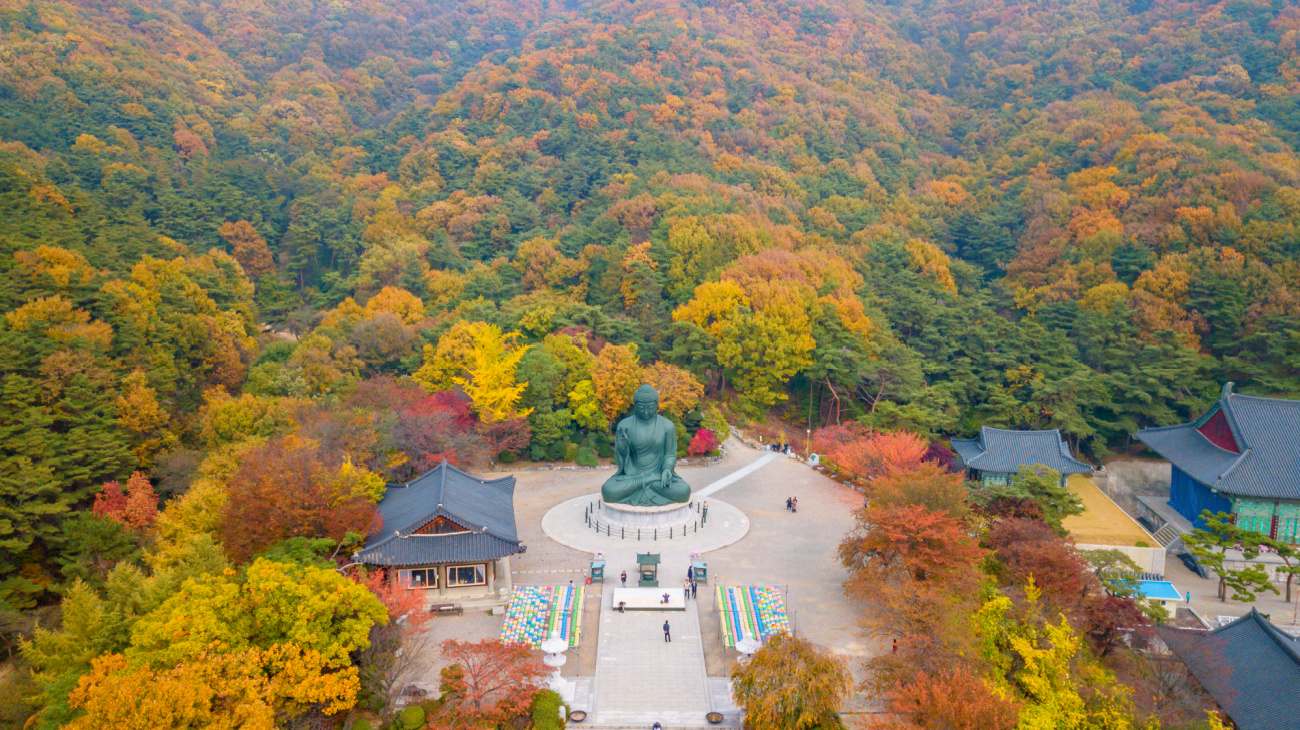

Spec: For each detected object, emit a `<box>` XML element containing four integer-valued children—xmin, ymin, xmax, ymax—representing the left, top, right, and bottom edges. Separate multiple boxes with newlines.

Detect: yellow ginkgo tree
<box><xmin>414</xmin><ymin>321</ymin><xmax>532</xmax><ymax>422</ymax></box>
<box><xmin>972</xmin><ymin>580</ymin><xmax>1147</xmax><ymax>730</ymax></box>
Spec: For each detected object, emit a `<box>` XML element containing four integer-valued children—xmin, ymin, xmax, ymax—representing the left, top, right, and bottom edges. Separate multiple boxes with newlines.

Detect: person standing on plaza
<box><xmin>663</xmin><ymin>620</ymin><xmax>671</xmax><ymax>642</ymax></box>
<box><xmin>684</xmin><ymin>578</ymin><xmax>691</xmax><ymax>598</ymax></box>
<box><xmin>785</xmin><ymin>496</ymin><xmax>792</xmax><ymax>511</ymax></box>
<box><xmin>691</xmin><ymin>580</ymin><xmax>697</xmax><ymax>599</ymax></box>
<box><xmin>621</xmin><ymin>570</ymin><xmax>627</xmax><ymax>587</ymax></box>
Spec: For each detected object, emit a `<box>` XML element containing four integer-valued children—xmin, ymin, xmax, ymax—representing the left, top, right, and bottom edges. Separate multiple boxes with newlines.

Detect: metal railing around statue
<box><xmin>582</xmin><ymin>500</ymin><xmax>708</xmax><ymax>540</ymax></box>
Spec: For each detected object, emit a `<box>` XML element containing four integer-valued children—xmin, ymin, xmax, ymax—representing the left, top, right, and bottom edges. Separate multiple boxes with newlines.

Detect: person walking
<box><xmin>785</xmin><ymin>497</ymin><xmax>792</xmax><ymax>511</ymax></box>
<box><xmin>663</xmin><ymin>620</ymin><xmax>671</xmax><ymax>642</ymax></box>
<box><xmin>621</xmin><ymin>570</ymin><xmax>627</xmax><ymax>587</ymax></box>
<box><xmin>792</xmin><ymin>496</ymin><xmax>798</xmax><ymax>512</ymax></box>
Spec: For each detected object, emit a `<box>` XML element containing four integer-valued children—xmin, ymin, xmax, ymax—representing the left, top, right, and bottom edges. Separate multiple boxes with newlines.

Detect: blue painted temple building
<box><xmin>1135</xmin><ymin>383</ymin><xmax>1300</xmax><ymax>538</ymax></box>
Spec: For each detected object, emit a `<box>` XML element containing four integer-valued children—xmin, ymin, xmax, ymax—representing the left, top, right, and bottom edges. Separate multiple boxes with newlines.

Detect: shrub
<box><xmin>576</xmin><ymin>446</ymin><xmax>598</xmax><ymax>467</ymax></box>
<box><xmin>596</xmin><ymin>440</ymin><xmax>612</xmax><ymax>458</ymax></box>
<box><xmin>564</xmin><ymin>442</ymin><xmax>579</xmax><ymax>461</ymax></box>
<box><xmin>687</xmin><ymin>428</ymin><xmax>718</xmax><ymax>456</ymax></box>
<box><xmin>417</xmin><ymin>697</ymin><xmax>444</xmax><ymax>716</ymax></box>
<box><xmin>397</xmin><ymin>705</ymin><xmax>425</xmax><ymax>729</ymax></box>
<box><xmin>349</xmin><ymin>720</ymin><xmax>372</xmax><ymax>730</ymax></box>
<box><xmin>1135</xmin><ymin>540</ymin><xmax>1150</xmax><ymax>548</ymax></box>
<box><xmin>497</xmin><ymin>450</ymin><xmax>517</xmax><ymax>463</ymax></box>
<box><xmin>530</xmin><ymin>443</ymin><xmax>547</xmax><ymax>461</ymax></box>
<box><xmin>531</xmin><ymin>689</ymin><xmax>567</xmax><ymax>729</ymax></box>
<box><xmin>701</xmin><ymin>404</ymin><xmax>730</xmax><ymax>443</ymax></box>
<box><xmin>545</xmin><ymin>440</ymin><xmax>566</xmax><ymax>461</ymax></box>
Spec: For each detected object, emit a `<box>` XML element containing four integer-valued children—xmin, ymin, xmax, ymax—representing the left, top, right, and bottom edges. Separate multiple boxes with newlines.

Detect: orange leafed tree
<box><xmin>868</xmin><ymin>667</ymin><xmax>1020</xmax><ymax>730</ymax></box>
<box><xmin>220</xmin><ymin>437</ymin><xmax>381</xmax><ymax>562</ymax></box>
<box><xmin>869</xmin><ymin>462</ymin><xmax>968</xmax><ymax>520</ymax></box>
<box><xmin>839</xmin><ymin>504</ymin><xmax>986</xmax><ymax>639</ymax></box>
<box><xmin>434</xmin><ymin>639</ymin><xmax>548</xmax><ymax>728</ymax></box>
<box><xmin>814</xmin><ymin>426</ymin><xmax>928</xmax><ymax>483</ymax></box>
<box><xmin>352</xmin><ymin>569</ymin><xmax>438</xmax><ymax>719</ymax></box>
<box><xmin>640</xmin><ymin>362</ymin><xmax>704</xmax><ymax>418</ymax></box>
<box><xmin>218</xmin><ymin>220</ymin><xmax>275</xmax><ymax>279</ymax></box>
<box><xmin>92</xmin><ymin>471</ymin><xmax>158</xmax><ymax>531</ymax></box>
<box><xmin>591</xmin><ymin>343</ymin><xmax>641</xmax><ymax>419</ymax></box>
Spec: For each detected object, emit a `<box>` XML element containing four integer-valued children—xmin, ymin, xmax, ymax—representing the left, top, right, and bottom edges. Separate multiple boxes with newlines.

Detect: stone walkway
<box><xmin>415</xmin><ymin>440</ymin><xmax>872</xmax><ymax>725</ymax></box>
<box><xmin>588</xmin><ymin>588</ymin><xmax>736</xmax><ymax>728</ymax></box>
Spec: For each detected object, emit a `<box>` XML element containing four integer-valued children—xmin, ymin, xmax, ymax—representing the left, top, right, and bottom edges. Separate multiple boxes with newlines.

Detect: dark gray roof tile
<box><xmin>356</xmin><ymin>460</ymin><xmax>524</xmax><ymax>566</ymax></box>
<box><xmin>355</xmin><ymin>531</ymin><xmax>523</xmax><ymax>567</ymax></box>
<box><xmin>1168</xmin><ymin>609</ymin><xmax>1300</xmax><ymax>730</ymax></box>
<box><xmin>951</xmin><ymin>427</ymin><xmax>1094</xmax><ymax>475</ymax></box>
<box><xmin>1135</xmin><ymin>386</ymin><xmax>1300</xmax><ymax>500</ymax></box>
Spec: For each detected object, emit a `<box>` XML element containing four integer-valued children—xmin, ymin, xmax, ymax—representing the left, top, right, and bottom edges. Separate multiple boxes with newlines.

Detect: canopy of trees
<box><xmin>1</xmin><ymin>0</ymin><xmax>1297</xmax><ymax>725</ymax></box>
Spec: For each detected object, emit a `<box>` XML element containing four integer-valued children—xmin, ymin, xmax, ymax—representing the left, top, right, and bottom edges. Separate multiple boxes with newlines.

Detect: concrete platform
<box><xmin>612</xmin><ymin>587</ymin><xmax>686</xmax><ymax>611</ymax></box>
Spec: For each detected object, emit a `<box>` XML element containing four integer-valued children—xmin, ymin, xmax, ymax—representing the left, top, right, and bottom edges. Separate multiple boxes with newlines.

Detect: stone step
<box><xmin>581</xmin><ymin>709</ymin><xmax>742</xmax><ymax>728</ymax></box>
<box><xmin>1152</xmin><ymin>523</ymin><xmax>1183</xmax><ymax>547</ymax></box>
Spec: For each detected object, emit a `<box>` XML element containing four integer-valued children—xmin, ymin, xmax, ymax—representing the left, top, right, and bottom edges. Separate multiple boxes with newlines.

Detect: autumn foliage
<box><xmin>813</xmin><ymin>425</ymin><xmax>929</xmax><ymax>483</ymax></box>
<box><xmin>92</xmin><ymin>472</ymin><xmax>158</xmax><ymax>531</ymax></box>
<box><xmin>434</xmin><ymin>639</ymin><xmax>548</xmax><ymax>728</ymax></box>
<box><xmin>869</xmin><ymin>667</ymin><xmax>1020</xmax><ymax>730</ymax></box>
<box><xmin>219</xmin><ymin>437</ymin><xmax>383</xmax><ymax>562</ymax></box>
<box><xmin>868</xmin><ymin>462</ymin><xmax>969</xmax><ymax>520</ymax></box>
<box><xmin>687</xmin><ymin>428</ymin><xmax>718</xmax><ymax>456</ymax></box>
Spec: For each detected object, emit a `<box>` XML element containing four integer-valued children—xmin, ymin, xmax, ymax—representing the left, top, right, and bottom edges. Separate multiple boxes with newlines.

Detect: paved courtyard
<box><xmin>411</xmin><ymin>439</ymin><xmax>876</xmax><ymax>723</ymax></box>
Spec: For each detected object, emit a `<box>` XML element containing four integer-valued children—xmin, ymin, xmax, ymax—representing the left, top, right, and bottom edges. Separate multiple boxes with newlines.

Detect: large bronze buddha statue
<box><xmin>600</xmin><ymin>385</ymin><xmax>692</xmax><ymax>506</ymax></box>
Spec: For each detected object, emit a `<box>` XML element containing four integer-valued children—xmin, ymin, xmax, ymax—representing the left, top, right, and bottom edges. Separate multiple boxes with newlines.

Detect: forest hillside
<box><xmin>1</xmin><ymin>0</ymin><xmax>1298</xmax><ymax>726</ymax></box>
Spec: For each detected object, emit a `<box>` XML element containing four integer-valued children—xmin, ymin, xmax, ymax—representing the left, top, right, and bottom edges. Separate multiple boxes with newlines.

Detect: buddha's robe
<box><xmin>600</xmin><ymin>413</ymin><xmax>691</xmax><ymax>506</ymax></box>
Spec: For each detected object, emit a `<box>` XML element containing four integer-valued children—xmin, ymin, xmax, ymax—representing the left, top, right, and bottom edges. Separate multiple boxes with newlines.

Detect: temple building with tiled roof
<box><xmin>1162</xmin><ymin>609</ymin><xmax>1300</xmax><ymax>730</ymax></box>
<box><xmin>354</xmin><ymin>459</ymin><xmax>525</xmax><ymax>605</ymax></box>
<box><xmin>951</xmin><ymin>426</ymin><xmax>1094</xmax><ymax>487</ymax></box>
<box><xmin>1136</xmin><ymin>383</ymin><xmax>1300</xmax><ymax>538</ymax></box>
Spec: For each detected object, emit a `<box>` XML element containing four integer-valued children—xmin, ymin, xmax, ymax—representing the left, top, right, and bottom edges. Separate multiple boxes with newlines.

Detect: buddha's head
<box><xmin>633</xmin><ymin>384</ymin><xmax>659</xmax><ymax>421</ymax></box>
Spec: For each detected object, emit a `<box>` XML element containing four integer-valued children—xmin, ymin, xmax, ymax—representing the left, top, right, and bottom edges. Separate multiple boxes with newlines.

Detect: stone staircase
<box><xmin>1152</xmin><ymin>523</ymin><xmax>1184</xmax><ymax>548</ymax></box>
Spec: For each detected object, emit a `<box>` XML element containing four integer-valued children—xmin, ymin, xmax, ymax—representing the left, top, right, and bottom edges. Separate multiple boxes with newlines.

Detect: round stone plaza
<box><xmin>403</xmin><ymin>438</ymin><xmax>879</xmax><ymax>728</ymax></box>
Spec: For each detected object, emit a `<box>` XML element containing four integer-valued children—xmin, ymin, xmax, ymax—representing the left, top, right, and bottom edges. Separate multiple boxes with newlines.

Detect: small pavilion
<box><xmin>951</xmin><ymin>426</ymin><xmax>1094</xmax><ymax>487</ymax></box>
<box><xmin>354</xmin><ymin>459</ymin><xmax>525</xmax><ymax>606</ymax></box>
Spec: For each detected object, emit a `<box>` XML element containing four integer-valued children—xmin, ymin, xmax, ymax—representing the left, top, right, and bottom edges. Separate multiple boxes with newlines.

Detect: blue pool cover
<box><xmin>1137</xmin><ymin>580</ymin><xmax>1184</xmax><ymax>601</ymax></box>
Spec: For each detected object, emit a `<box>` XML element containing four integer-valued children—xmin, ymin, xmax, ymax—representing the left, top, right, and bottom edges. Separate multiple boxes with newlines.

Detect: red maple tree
<box><xmin>687</xmin><ymin>428</ymin><xmax>718</xmax><ymax>456</ymax></box>
<box><xmin>435</xmin><ymin>639</ymin><xmax>548</xmax><ymax>728</ymax></box>
<box><xmin>92</xmin><ymin>472</ymin><xmax>158</xmax><ymax>531</ymax></box>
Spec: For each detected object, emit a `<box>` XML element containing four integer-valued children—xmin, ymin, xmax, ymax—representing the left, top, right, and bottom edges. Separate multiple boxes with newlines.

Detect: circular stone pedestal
<box><xmin>597</xmin><ymin>501</ymin><xmax>694</xmax><ymax>530</ymax></box>
<box><xmin>541</xmin><ymin>494</ymin><xmax>750</xmax><ymax>555</ymax></box>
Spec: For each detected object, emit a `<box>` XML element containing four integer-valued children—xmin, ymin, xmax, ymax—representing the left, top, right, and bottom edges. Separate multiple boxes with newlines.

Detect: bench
<box><xmin>430</xmin><ymin>603</ymin><xmax>463</xmax><ymax>616</ymax></box>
